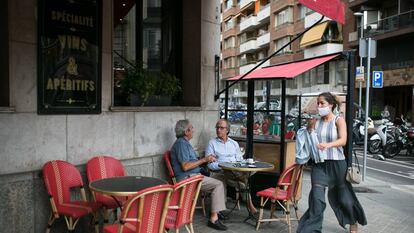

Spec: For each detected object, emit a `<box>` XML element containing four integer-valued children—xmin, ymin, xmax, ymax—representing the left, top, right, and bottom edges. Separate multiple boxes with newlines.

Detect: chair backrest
<box><xmin>163</xmin><ymin>151</ymin><xmax>176</xmax><ymax>184</ymax></box>
<box><xmin>86</xmin><ymin>155</ymin><xmax>125</xmax><ymax>182</ymax></box>
<box><xmin>43</xmin><ymin>160</ymin><xmax>85</xmax><ymax>205</ymax></box>
<box><xmin>276</xmin><ymin>164</ymin><xmax>301</xmax><ymax>200</ymax></box>
<box><xmin>119</xmin><ymin>184</ymin><xmax>173</xmax><ymax>233</ymax></box>
<box><xmin>165</xmin><ymin>175</ymin><xmax>204</xmax><ymax>229</ymax></box>
<box><xmin>291</xmin><ymin>164</ymin><xmax>304</xmax><ymax>202</ymax></box>
<box><xmin>86</xmin><ymin>155</ymin><xmax>126</xmax><ymax>205</ymax></box>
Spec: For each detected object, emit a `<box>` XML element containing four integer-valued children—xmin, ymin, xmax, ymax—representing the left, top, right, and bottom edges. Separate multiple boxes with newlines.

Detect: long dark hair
<box><xmin>318</xmin><ymin>92</ymin><xmax>341</xmax><ymax>112</ymax></box>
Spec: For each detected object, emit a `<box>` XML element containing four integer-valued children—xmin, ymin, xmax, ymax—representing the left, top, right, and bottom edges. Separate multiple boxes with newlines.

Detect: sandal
<box><xmin>350</xmin><ymin>224</ymin><xmax>358</xmax><ymax>233</ymax></box>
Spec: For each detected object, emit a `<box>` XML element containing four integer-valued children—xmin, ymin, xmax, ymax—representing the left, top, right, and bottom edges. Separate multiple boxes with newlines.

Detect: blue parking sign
<box><xmin>372</xmin><ymin>71</ymin><xmax>383</xmax><ymax>88</ymax></box>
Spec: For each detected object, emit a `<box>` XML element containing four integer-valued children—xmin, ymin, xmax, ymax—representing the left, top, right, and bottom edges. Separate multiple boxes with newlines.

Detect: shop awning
<box><xmin>228</xmin><ymin>53</ymin><xmax>340</xmax><ymax>81</ymax></box>
<box><xmin>300</xmin><ymin>21</ymin><xmax>329</xmax><ymax>48</ymax></box>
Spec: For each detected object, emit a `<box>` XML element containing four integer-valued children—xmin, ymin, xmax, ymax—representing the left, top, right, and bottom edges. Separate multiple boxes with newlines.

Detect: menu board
<box><xmin>37</xmin><ymin>0</ymin><xmax>101</xmax><ymax>114</ymax></box>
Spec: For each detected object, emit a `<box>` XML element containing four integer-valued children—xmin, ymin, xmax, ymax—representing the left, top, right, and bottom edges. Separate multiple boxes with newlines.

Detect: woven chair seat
<box><xmin>256</xmin><ymin>188</ymin><xmax>288</xmax><ymax>200</ymax></box>
<box><xmin>56</xmin><ymin>201</ymin><xmax>101</xmax><ymax>218</ymax></box>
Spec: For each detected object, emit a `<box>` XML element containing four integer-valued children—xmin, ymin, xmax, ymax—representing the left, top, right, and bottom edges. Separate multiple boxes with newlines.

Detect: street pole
<box><xmin>358</xmin><ymin>18</ymin><xmax>364</xmax><ymax>118</ymax></box>
<box><xmin>363</xmin><ymin>38</ymin><xmax>372</xmax><ymax>181</ymax></box>
<box><xmin>354</xmin><ymin>12</ymin><xmax>364</xmax><ymax>118</ymax></box>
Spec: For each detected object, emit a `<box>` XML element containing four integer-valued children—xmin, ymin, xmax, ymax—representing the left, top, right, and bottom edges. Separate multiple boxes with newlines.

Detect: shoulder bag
<box><xmin>346</xmin><ymin>150</ymin><xmax>361</xmax><ymax>184</ymax></box>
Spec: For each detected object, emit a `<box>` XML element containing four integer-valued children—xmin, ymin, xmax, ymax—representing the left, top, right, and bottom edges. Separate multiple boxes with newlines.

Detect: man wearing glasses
<box><xmin>206</xmin><ymin>119</ymin><xmax>257</xmax><ymax>214</ymax></box>
<box><xmin>171</xmin><ymin>119</ymin><xmax>228</xmax><ymax>231</ymax></box>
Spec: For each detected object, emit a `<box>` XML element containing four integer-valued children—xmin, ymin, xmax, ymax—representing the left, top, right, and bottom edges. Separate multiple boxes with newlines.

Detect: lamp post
<box><xmin>354</xmin><ymin>12</ymin><xmax>364</xmax><ymax>118</ymax></box>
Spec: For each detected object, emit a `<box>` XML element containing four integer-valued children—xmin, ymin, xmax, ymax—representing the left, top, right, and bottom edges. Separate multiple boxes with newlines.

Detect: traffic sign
<box><xmin>372</xmin><ymin>71</ymin><xmax>383</xmax><ymax>88</ymax></box>
<box><xmin>356</xmin><ymin>66</ymin><xmax>365</xmax><ymax>81</ymax></box>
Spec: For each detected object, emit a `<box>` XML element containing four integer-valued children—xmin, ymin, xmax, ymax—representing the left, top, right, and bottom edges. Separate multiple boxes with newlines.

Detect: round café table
<box><xmin>219</xmin><ymin>161</ymin><xmax>274</xmax><ymax>173</ymax></box>
<box><xmin>89</xmin><ymin>176</ymin><xmax>168</xmax><ymax>208</ymax></box>
<box><xmin>219</xmin><ymin>161</ymin><xmax>274</xmax><ymax>223</ymax></box>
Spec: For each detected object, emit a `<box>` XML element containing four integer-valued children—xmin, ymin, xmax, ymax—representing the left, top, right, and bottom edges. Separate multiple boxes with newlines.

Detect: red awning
<box><xmin>228</xmin><ymin>53</ymin><xmax>340</xmax><ymax>80</ymax></box>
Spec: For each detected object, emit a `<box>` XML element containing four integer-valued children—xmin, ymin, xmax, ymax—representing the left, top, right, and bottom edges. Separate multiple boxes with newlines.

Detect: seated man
<box><xmin>170</xmin><ymin>119</ymin><xmax>228</xmax><ymax>231</ymax></box>
<box><xmin>206</xmin><ymin>119</ymin><xmax>257</xmax><ymax>213</ymax></box>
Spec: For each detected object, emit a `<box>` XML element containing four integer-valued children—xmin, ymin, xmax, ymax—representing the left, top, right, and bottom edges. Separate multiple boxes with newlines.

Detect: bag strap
<box><xmin>352</xmin><ymin>150</ymin><xmax>360</xmax><ymax>171</ymax></box>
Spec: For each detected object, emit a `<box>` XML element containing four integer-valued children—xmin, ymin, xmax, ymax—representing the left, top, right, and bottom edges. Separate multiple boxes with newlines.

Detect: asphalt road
<box><xmin>354</xmin><ymin>147</ymin><xmax>414</xmax><ymax>186</ymax></box>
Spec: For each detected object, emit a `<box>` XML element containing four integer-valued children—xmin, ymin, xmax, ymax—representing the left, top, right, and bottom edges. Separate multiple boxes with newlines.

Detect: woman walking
<box><xmin>297</xmin><ymin>92</ymin><xmax>367</xmax><ymax>233</ymax></box>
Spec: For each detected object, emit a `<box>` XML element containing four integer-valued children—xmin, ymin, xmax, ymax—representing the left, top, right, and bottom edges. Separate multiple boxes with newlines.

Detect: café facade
<box><xmin>0</xmin><ymin>0</ymin><xmax>221</xmax><ymax>232</ymax></box>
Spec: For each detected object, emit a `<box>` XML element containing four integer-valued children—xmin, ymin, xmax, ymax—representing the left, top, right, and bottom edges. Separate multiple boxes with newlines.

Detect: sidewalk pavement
<box><xmin>191</xmin><ymin>169</ymin><xmax>414</xmax><ymax>233</ymax></box>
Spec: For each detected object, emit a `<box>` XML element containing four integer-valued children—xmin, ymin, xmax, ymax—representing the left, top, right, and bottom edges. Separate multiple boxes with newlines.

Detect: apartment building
<box><xmin>220</xmin><ymin>0</ymin><xmax>347</xmax><ymax>109</ymax></box>
<box><xmin>345</xmin><ymin>0</ymin><xmax>414</xmax><ymax>122</ymax></box>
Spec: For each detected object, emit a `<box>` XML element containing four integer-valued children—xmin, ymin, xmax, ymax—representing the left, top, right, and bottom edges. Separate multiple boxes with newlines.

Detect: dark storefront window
<box><xmin>0</xmin><ymin>0</ymin><xmax>9</xmax><ymax>107</ymax></box>
<box><xmin>113</xmin><ymin>0</ymin><xmax>183</xmax><ymax>106</ymax></box>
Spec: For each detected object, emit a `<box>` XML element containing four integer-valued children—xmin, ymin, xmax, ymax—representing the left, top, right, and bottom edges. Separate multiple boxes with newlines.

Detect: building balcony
<box><xmin>239</xmin><ymin>0</ymin><xmax>255</xmax><ymax>10</ymax></box>
<box><xmin>239</xmin><ymin>39</ymin><xmax>257</xmax><ymax>54</ymax></box>
<box><xmin>305</xmin><ymin>12</ymin><xmax>330</xmax><ymax>28</ymax></box>
<box><xmin>239</xmin><ymin>62</ymin><xmax>256</xmax><ymax>75</ymax></box>
<box><xmin>223</xmin><ymin>5</ymin><xmax>239</xmax><ymax>20</ymax></box>
<box><xmin>364</xmin><ymin>10</ymin><xmax>414</xmax><ymax>38</ymax></box>
<box><xmin>303</xmin><ymin>43</ymin><xmax>343</xmax><ymax>59</ymax></box>
<box><xmin>348</xmin><ymin>10</ymin><xmax>414</xmax><ymax>46</ymax></box>
<box><xmin>257</xmin><ymin>4</ymin><xmax>270</xmax><ymax>23</ymax></box>
<box><xmin>239</xmin><ymin>60</ymin><xmax>270</xmax><ymax>75</ymax></box>
<box><xmin>256</xmin><ymin>33</ymin><xmax>270</xmax><ymax>48</ymax></box>
<box><xmin>240</xmin><ymin>15</ymin><xmax>258</xmax><ymax>32</ymax></box>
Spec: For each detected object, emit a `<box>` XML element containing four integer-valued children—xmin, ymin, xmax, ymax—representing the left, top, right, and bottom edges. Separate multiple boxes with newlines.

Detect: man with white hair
<box><xmin>171</xmin><ymin>119</ymin><xmax>228</xmax><ymax>231</ymax></box>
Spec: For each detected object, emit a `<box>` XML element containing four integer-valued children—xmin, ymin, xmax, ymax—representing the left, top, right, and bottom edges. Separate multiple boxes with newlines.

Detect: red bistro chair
<box><xmin>86</xmin><ymin>155</ymin><xmax>126</xmax><ymax>222</ymax></box>
<box><xmin>255</xmin><ymin>164</ymin><xmax>303</xmax><ymax>232</ymax></box>
<box><xmin>163</xmin><ymin>150</ymin><xmax>208</xmax><ymax>216</ymax></box>
<box><xmin>165</xmin><ymin>175</ymin><xmax>204</xmax><ymax>233</ymax></box>
<box><xmin>42</xmin><ymin>160</ymin><xmax>101</xmax><ymax>233</ymax></box>
<box><xmin>163</xmin><ymin>151</ymin><xmax>177</xmax><ymax>184</ymax></box>
<box><xmin>103</xmin><ymin>184</ymin><xmax>173</xmax><ymax>233</ymax></box>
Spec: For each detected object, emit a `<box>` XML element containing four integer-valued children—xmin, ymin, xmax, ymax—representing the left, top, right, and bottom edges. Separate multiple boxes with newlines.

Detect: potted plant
<box><xmin>122</xmin><ymin>64</ymin><xmax>181</xmax><ymax>106</ymax></box>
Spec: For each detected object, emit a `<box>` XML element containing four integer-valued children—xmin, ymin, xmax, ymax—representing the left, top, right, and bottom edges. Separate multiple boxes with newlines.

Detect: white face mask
<box><xmin>318</xmin><ymin>106</ymin><xmax>331</xmax><ymax>116</ymax></box>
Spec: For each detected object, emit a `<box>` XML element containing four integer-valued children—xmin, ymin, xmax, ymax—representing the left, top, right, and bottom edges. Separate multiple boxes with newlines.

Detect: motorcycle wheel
<box><xmin>368</xmin><ymin>139</ymin><xmax>381</xmax><ymax>154</ymax></box>
<box><xmin>383</xmin><ymin>141</ymin><xmax>402</xmax><ymax>158</ymax></box>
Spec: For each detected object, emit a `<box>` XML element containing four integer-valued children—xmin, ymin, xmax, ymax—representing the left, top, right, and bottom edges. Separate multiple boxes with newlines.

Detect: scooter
<box><xmin>352</xmin><ymin>116</ymin><xmax>375</xmax><ymax>146</ymax></box>
<box><xmin>368</xmin><ymin>118</ymin><xmax>394</xmax><ymax>154</ymax></box>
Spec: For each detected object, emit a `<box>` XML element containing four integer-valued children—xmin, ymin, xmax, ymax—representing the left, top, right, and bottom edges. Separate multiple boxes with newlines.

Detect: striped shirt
<box><xmin>315</xmin><ymin>116</ymin><xmax>345</xmax><ymax>160</ymax></box>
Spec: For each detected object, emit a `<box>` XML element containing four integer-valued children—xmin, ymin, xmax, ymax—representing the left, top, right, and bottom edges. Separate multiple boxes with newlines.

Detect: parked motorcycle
<box><xmin>383</xmin><ymin>115</ymin><xmax>414</xmax><ymax>158</ymax></box>
<box><xmin>352</xmin><ymin>116</ymin><xmax>375</xmax><ymax>146</ymax></box>
<box><xmin>368</xmin><ymin>118</ymin><xmax>395</xmax><ymax>154</ymax></box>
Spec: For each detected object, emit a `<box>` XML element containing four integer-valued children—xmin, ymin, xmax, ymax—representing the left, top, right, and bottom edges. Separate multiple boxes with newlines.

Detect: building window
<box><xmin>224</xmin><ymin>57</ymin><xmax>236</xmax><ymax>69</ymax></box>
<box><xmin>316</xmin><ymin>64</ymin><xmax>329</xmax><ymax>84</ymax></box>
<box><xmin>298</xmin><ymin>5</ymin><xmax>312</xmax><ymax>20</ymax></box>
<box><xmin>302</xmin><ymin>72</ymin><xmax>311</xmax><ymax>88</ymax></box>
<box><xmin>257</xmin><ymin>50</ymin><xmax>268</xmax><ymax>61</ymax></box>
<box><xmin>287</xmin><ymin>78</ymin><xmax>298</xmax><ymax>89</ymax></box>
<box><xmin>274</xmin><ymin>36</ymin><xmax>292</xmax><ymax>54</ymax></box>
<box><xmin>224</xmin><ymin>18</ymin><xmax>235</xmax><ymax>31</ymax></box>
<box><xmin>224</xmin><ymin>36</ymin><xmax>236</xmax><ymax>49</ymax></box>
<box><xmin>335</xmin><ymin>60</ymin><xmax>347</xmax><ymax>85</ymax></box>
<box><xmin>0</xmin><ymin>0</ymin><xmax>9</xmax><ymax>107</ymax></box>
<box><xmin>239</xmin><ymin>53</ymin><xmax>256</xmax><ymax>66</ymax></box>
<box><xmin>113</xmin><ymin>0</ymin><xmax>185</xmax><ymax>106</ymax></box>
<box><xmin>225</xmin><ymin>0</ymin><xmax>234</xmax><ymax>10</ymax></box>
<box><xmin>274</xmin><ymin>7</ymin><xmax>293</xmax><ymax>28</ymax></box>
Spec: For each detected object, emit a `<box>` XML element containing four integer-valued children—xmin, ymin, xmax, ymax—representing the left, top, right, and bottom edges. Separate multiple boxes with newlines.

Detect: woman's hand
<box><xmin>317</xmin><ymin>142</ymin><xmax>330</xmax><ymax>150</ymax></box>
